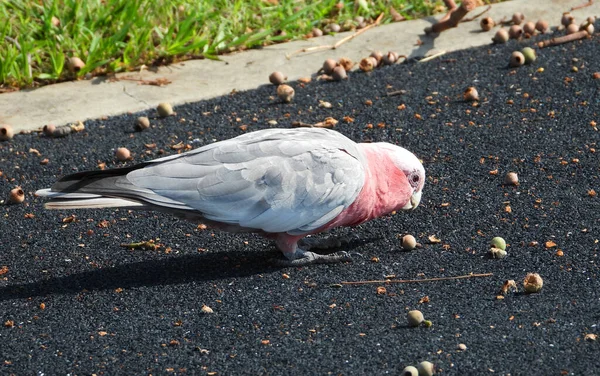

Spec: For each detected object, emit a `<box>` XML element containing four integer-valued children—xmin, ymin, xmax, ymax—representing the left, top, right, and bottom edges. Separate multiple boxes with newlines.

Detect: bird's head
<box><xmin>377</xmin><ymin>143</ymin><xmax>425</xmax><ymax>210</ymax></box>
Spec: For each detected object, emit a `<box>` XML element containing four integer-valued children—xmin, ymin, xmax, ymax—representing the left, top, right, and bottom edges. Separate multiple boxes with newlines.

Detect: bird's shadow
<box><xmin>0</xmin><ymin>237</ymin><xmax>372</xmax><ymax>301</ymax></box>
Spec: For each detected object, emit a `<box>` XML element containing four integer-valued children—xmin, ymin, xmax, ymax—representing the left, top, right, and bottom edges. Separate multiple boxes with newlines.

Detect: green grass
<box><xmin>0</xmin><ymin>0</ymin><xmax>484</xmax><ymax>90</ymax></box>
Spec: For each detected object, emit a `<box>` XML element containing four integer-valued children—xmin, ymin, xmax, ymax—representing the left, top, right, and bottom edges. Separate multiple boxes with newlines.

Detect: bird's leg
<box><xmin>271</xmin><ymin>234</ymin><xmax>353</xmax><ymax>266</ymax></box>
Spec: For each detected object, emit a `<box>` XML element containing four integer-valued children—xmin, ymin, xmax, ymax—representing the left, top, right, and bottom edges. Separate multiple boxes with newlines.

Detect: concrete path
<box><xmin>1</xmin><ymin>0</ymin><xmax>598</xmax><ymax>133</ymax></box>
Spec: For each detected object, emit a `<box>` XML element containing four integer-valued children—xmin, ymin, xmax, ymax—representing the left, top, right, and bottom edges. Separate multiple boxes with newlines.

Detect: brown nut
<box><xmin>269</xmin><ymin>71</ymin><xmax>287</xmax><ymax>85</ymax></box>
<box><xmin>480</xmin><ymin>17</ymin><xmax>495</xmax><ymax>31</ymax></box>
<box><xmin>8</xmin><ymin>187</ymin><xmax>25</xmax><ymax>204</ymax></box>
<box><xmin>0</xmin><ymin>124</ymin><xmax>14</xmax><ymax>141</ymax></box>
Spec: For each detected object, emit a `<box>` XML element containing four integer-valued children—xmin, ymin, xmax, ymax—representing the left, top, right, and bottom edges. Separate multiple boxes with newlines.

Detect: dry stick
<box><xmin>426</xmin><ymin>0</ymin><xmax>477</xmax><ymax>34</ymax></box>
<box><xmin>538</xmin><ymin>30</ymin><xmax>591</xmax><ymax>48</ymax></box>
<box><xmin>286</xmin><ymin>13</ymin><xmax>384</xmax><ymax>59</ymax></box>
<box><xmin>342</xmin><ymin>272</ymin><xmax>493</xmax><ymax>286</ymax></box>
<box><xmin>461</xmin><ymin>5</ymin><xmax>491</xmax><ymax>23</ymax></box>
<box><xmin>418</xmin><ymin>50</ymin><xmax>447</xmax><ymax>63</ymax></box>
<box><xmin>572</xmin><ymin>0</ymin><xmax>593</xmax><ymax>11</ymax></box>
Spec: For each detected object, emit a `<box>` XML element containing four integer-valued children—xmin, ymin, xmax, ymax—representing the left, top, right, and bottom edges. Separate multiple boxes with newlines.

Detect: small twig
<box><xmin>538</xmin><ymin>30</ymin><xmax>591</xmax><ymax>48</ymax></box>
<box><xmin>4</xmin><ymin>36</ymin><xmax>21</xmax><ymax>51</ymax></box>
<box><xmin>287</xmin><ymin>13</ymin><xmax>384</xmax><ymax>59</ymax></box>
<box><xmin>386</xmin><ymin>89</ymin><xmax>407</xmax><ymax>97</ymax></box>
<box><xmin>341</xmin><ymin>272</ymin><xmax>493</xmax><ymax>285</ymax></box>
<box><xmin>426</xmin><ymin>0</ymin><xmax>477</xmax><ymax>34</ymax></box>
<box><xmin>461</xmin><ymin>5</ymin><xmax>491</xmax><ymax>23</ymax></box>
<box><xmin>418</xmin><ymin>50</ymin><xmax>447</xmax><ymax>63</ymax></box>
<box><xmin>572</xmin><ymin>0</ymin><xmax>593</xmax><ymax>11</ymax></box>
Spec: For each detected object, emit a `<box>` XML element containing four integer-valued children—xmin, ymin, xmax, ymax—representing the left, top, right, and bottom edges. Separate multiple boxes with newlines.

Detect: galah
<box><xmin>36</xmin><ymin>128</ymin><xmax>425</xmax><ymax>266</ymax></box>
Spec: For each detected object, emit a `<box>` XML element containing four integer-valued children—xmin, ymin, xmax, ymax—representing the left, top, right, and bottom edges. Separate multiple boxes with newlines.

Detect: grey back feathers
<box><xmin>38</xmin><ymin>128</ymin><xmax>367</xmax><ymax>235</ymax></box>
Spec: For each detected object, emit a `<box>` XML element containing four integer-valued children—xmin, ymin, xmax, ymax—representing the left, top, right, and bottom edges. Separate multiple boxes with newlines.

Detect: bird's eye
<box><xmin>412</xmin><ymin>175</ymin><xmax>420</xmax><ymax>183</ymax></box>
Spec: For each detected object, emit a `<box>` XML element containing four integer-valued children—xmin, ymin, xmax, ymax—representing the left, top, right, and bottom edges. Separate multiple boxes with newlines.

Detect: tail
<box><xmin>36</xmin><ymin>164</ymin><xmax>150</xmax><ymax>210</ymax></box>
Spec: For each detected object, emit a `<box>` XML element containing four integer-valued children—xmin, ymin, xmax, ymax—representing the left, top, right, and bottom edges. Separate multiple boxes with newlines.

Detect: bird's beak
<box><xmin>401</xmin><ymin>190</ymin><xmax>422</xmax><ymax>210</ymax></box>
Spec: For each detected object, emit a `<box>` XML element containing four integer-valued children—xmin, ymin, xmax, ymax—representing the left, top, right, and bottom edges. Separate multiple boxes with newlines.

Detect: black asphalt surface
<box><xmin>1</xmin><ymin>27</ymin><xmax>600</xmax><ymax>375</ymax></box>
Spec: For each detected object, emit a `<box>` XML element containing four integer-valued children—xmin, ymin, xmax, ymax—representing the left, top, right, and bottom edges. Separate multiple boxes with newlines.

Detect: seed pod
<box><xmin>331</xmin><ymin>66</ymin><xmax>348</xmax><ymax>81</ymax></box>
<box><xmin>463</xmin><ymin>87</ymin><xmax>479</xmax><ymax>102</ymax></box>
<box><xmin>43</xmin><ymin>124</ymin><xmax>56</xmax><ymax>136</ymax></box>
<box><xmin>311</xmin><ymin>28</ymin><xmax>323</xmax><ymax>37</ymax></box>
<box><xmin>521</xmin><ymin>47</ymin><xmax>536</xmax><ymax>64</ymax></box>
<box><xmin>135</xmin><ymin>117</ymin><xmax>150</xmax><ymax>131</ymax></box>
<box><xmin>566</xmin><ymin>23</ymin><xmax>579</xmax><ymax>35</ymax></box>
<box><xmin>523</xmin><ymin>21</ymin><xmax>536</xmax><ymax>36</ymax></box>
<box><xmin>322</xmin><ymin>59</ymin><xmax>338</xmax><ymax>75</ymax></box>
<box><xmin>505</xmin><ymin>171</ymin><xmax>519</xmax><ymax>185</ymax></box>
<box><xmin>587</xmin><ymin>16</ymin><xmax>596</xmax><ymax>24</ymax></box>
<box><xmin>269</xmin><ymin>71</ymin><xmax>287</xmax><ymax>85</ymax></box>
<box><xmin>0</xmin><ymin>124</ymin><xmax>14</xmax><ymax>141</ymax></box>
<box><xmin>561</xmin><ymin>12</ymin><xmax>574</xmax><ymax>27</ymax></box>
<box><xmin>523</xmin><ymin>273</ymin><xmax>543</xmax><ymax>293</ymax></box>
<box><xmin>402</xmin><ymin>234</ymin><xmax>417</xmax><ymax>250</ymax></box>
<box><xmin>116</xmin><ymin>147</ymin><xmax>131</xmax><ymax>161</ymax></box>
<box><xmin>580</xmin><ymin>22</ymin><xmax>594</xmax><ymax>34</ymax></box>
<box><xmin>512</xmin><ymin>12</ymin><xmax>524</xmax><ymax>25</ymax></box>
<box><xmin>67</xmin><ymin>57</ymin><xmax>85</xmax><ymax>73</ymax></box>
<box><xmin>480</xmin><ymin>17</ymin><xmax>495</xmax><ymax>31</ymax></box>
<box><xmin>8</xmin><ymin>187</ymin><xmax>25</xmax><ymax>204</ymax></box>
<box><xmin>277</xmin><ymin>84</ymin><xmax>295</xmax><ymax>103</ymax></box>
<box><xmin>535</xmin><ymin>19</ymin><xmax>549</xmax><ymax>33</ymax></box>
<box><xmin>327</xmin><ymin>23</ymin><xmax>341</xmax><ymax>33</ymax></box>
<box><xmin>508</xmin><ymin>25</ymin><xmax>523</xmax><ymax>39</ymax></box>
<box><xmin>509</xmin><ymin>51</ymin><xmax>525</xmax><ymax>67</ymax></box>
<box><xmin>402</xmin><ymin>366</ymin><xmax>419</xmax><ymax>376</ymax></box>
<box><xmin>407</xmin><ymin>310</ymin><xmax>424</xmax><ymax>327</ymax></box>
<box><xmin>51</xmin><ymin>125</ymin><xmax>72</xmax><ymax>138</ymax></box>
<box><xmin>417</xmin><ymin>361</ymin><xmax>435</xmax><ymax>376</ymax></box>
<box><xmin>382</xmin><ymin>51</ymin><xmax>398</xmax><ymax>65</ymax></box>
<box><xmin>493</xmin><ymin>28</ymin><xmax>509</xmax><ymax>43</ymax></box>
<box><xmin>359</xmin><ymin>57</ymin><xmax>377</xmax><ymax>72</ymax></box>
<box><xmin>490</xmin><ymin>237</ymin><xmax>506</xmax><ymax>250</ymax></box>
<box><xmin>157</xmin><ymin>102</ymin><xmax>174</xmax><ymax>117</ymax></box>
<box><xmin>338</xmin><ymin>57</ymin><xmax>354</xmax><ymax>72</ymax></box>
<box><xmin>369</xmin><ymin>51</ymin><xmax>383</xmax><ymax>66</ymax></box>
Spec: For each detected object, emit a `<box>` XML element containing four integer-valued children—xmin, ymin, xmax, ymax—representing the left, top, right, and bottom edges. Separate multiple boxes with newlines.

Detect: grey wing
<box><xmin>125</xmin><ymin>128</ymin><xmax>366</xmax><ymax>234</ymax></box>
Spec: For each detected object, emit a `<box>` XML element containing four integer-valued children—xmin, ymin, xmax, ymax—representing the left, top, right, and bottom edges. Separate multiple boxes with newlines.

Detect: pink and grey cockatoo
<box><xmin>36</xmin><ymin>128</ymin><xmax>425</xmax><ymax>266</ymax></box>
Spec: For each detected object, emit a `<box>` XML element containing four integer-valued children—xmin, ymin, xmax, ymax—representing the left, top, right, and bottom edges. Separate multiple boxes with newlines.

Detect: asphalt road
<box><xmin>1</xmin><ymin>28</ymin><xmax>600</xmax><ymax>375</ymax></box>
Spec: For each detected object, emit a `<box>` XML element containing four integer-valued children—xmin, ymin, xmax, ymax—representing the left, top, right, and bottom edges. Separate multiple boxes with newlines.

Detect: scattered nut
<box><xmin>201</xmin><ymin>304</ymin><xmax>214</xmax><ymax>314</ymax></box>
<box><xmin>523</xmin><ymin>273</ymin><xmax>543</xmax><ymax>293</ymax></box>
<box><xmin>508</xmin><ymin>25</ymin><xmax>523</xmax><ymax>39</ymax></box>
<box><xmin>402</xmin><ymin>235</ymin><xmax>417</xmax><ymax>250</ymax></box>
<box><xmin>157</xmin><ymin>102</ymin><xmax>174</xmax><ymax>117</ymax></box>
<box><xmin>509</xmin><ymin>51</ymin><xmax>525</xmax><ymax>67</ymax></box>
<box><xmin>463</xmin><ymin>87</ymin><xmax>479</xmax><ymax>101</ymax></box>
<box><xmin>311</xmin><ymin>28</ymin><xmax>323</xmax><ymax>37</ymax></box>
<box><xmin>402</xmin><ymin>366</ymin><xmax>419</xmax><ymax>376</ymax></box>
<box><xmin>382</xmin><ymin>51</ymin><xmax>399</xmax><ymax>65</ymax></box>
<box><xmin>566</xmin><ymin>23</ymin><xmax>579</xmax><ymax>35</ymax></box>
<box><xmin>490</xmin><ymin>237</ymin><xmax>506</xmax><ymax>251</ymax></box>
<box><xmin>359</xmin><ymin>57</ymin><xmax>377</xmax><ymax>72</ymax></box>
<box><xmin>331</xmin><ymin>66</ymin><xmax>348</xmax><ymax>81</ymax></box>
<box><xmin>269</xmin><ymin>71</ymin><xmax>287</xmax><ymax>85</ymax></box>
<box><xmin>504</xmin><ymin>171</ymin><xmax>519</xmax><ymax>185</ymax></box>
<box><xmin>277</xmin><ymin>84</ymin><xmax>295</xmax><ymax>103</ymax></box>
<box><xmin>493</xmin><ymin>29</ymin><xmax>509</xmax><ymax>43</ymax></box>
<box><xmin>523</xmin><ymin>21</ymin><xmax>536</xmax><ymax>36</ymax></box>
<box><xmin>322</xmin><ymin>59</ymin><xmax>338</xmax><ymax>75</ymax></box>
<box><xmin>521</xmin><ymin>47</ymin><xmax>536</xmax><ymax>64</ymax></box>
<box><xmin>8</xmin><ymin>187</ymin><xmax>25</xmax><ymax>204</ymax></box>
<box><xmin>327</xmin><ymin>23</ymin><xmax>341</xmax><ymax>33</ymax></box>
<box><xmin>338</xmin><ymin>57</ymin><xmax>354</xmax><ymax>72</ymax></box>
<box><xmin>535</xmin><ymin>20</ymin><xmax>549</xmax><ymax>33</ymax></box>
<box><xmin>0</xmin><ymin>124</ymin><xmax>14</xmax><ymax>141</ymax></box>
<box><xmin>369</xmin><ymin>51</ymin><xmax>383</xmax><ymax>66</ymax></box>
<box><xmin>407</xmin><ymin>310</ymin><xmax>424</xmax><ymax>327</ymax></box>
<box><xmin>135</xmin><ymin>117</ymin><xmax>150</xmax><ymax>131</ymax></box>
<box><xmin>67</xmin><ymin>57</ymin><xmax>85</xmax><ymax>72</ymax></box>
<box><xmin>561</xmin><ymin>12</ymin><xmax>575</xmax><ymax>27</ymax></box>
<box><xmin>115</xmin><ymin>147</ymin><xmax>131</xmax><ymax>161</ymax></box>
<box><xmin>580</xmin><ymin>22</ymin><xmax>594</xmax><ymax>34</ymax></box>
<box><xmin>480</xmin><ymin>17</ymin><xmax>495</xmax><ymax>31</ymax></box>
<box><xmin>43</xmin><ymin>124</ymin><xmax>56</xmax><ymax>136</ymax></box>
<box><xmin>417</xmin><ymin>361</ymin><xmax>435</xmax><ymax>376</ymax></box>
<box><xmin>512</xmin><ymin>12</ymin><xmax>525</xmax><ymax>25</ymax></box>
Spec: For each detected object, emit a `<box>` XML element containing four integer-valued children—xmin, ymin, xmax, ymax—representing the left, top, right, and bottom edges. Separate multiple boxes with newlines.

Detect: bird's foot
<box><xmin>271</xmin><ymin>249</ymin><xmax>354</xmax><ymax>267</ymax></box>
<box><xmin>298</xmin><ymin>234</ymin><xmax>357</xmax><ymax>251</ymax></box>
